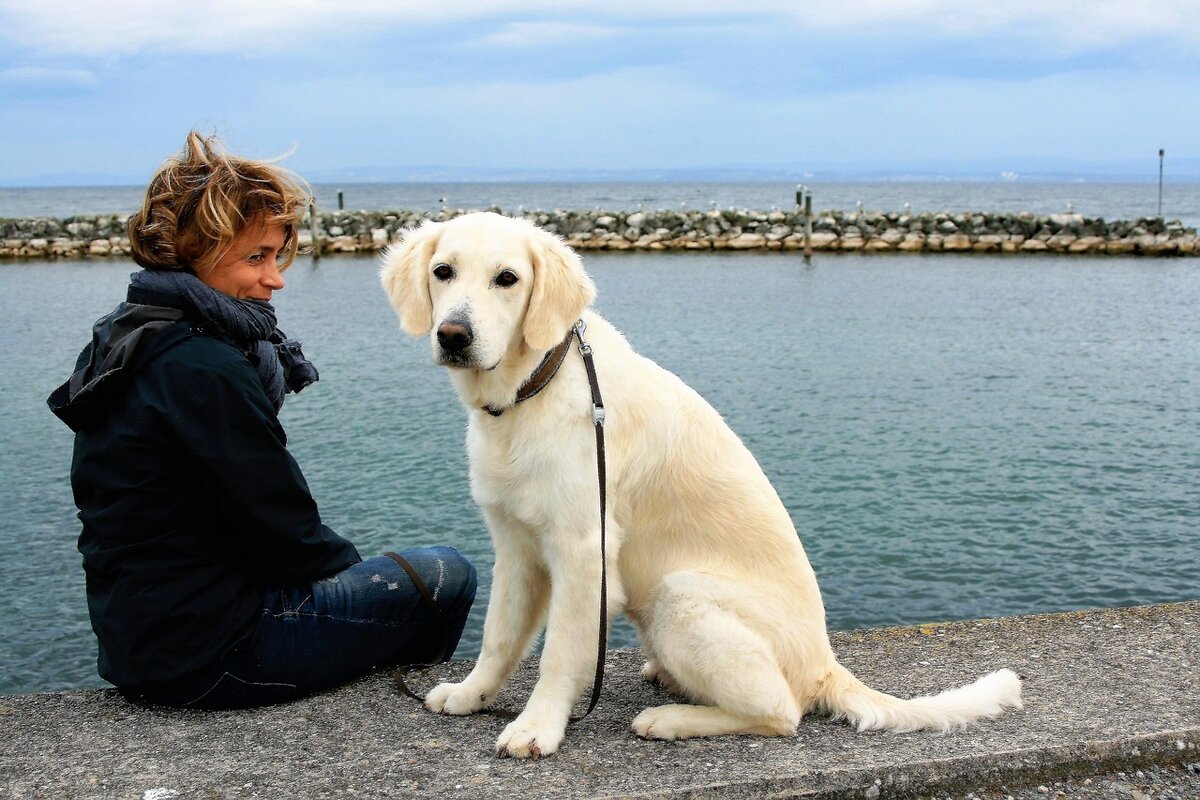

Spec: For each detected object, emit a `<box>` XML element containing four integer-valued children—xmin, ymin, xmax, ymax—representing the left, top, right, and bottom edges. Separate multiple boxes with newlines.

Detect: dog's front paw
<box><xmin>424</xmin><ymin>681</ymin><xmax>491</xmax><ymax>716</ymax></box>
<box><xmin>495</xmin><ymin>714</ymin><xmax>566</xmax><ymax>759</ymax></box>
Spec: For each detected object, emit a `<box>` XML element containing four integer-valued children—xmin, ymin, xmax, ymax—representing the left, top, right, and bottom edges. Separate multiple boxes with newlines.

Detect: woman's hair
<box><xmin>127</xmin><ymin>131</ymin><xmax>311</xmax><ymax>275</ymax></box>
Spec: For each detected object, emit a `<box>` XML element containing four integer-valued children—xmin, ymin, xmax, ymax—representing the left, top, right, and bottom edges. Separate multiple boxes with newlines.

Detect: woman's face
<box><xmin>201</xmin><ymin>221</ymin><xmax>288</xmax><ymax>301</ymax></box>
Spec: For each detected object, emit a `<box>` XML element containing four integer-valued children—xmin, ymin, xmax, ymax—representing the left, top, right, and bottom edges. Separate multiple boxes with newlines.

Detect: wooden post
<box><xmin>309</xmin><ymin>201</ymin><xmax>321</xmax><ymax>262</ymax></box>
<box><xmin>796</xmin><ymin>185</ymin><xmax>813</xmax><ymax>264</ymax></box>
<box><xmin>1158</xmin><ymin>149</ymin><xmax>1165</xmax><ymax>219</ymax></box>
<box><xmin>804</xmin><ymin>189</ymin><xmax>813</xmax><ymax>264</ymax></box>
<box><xmin>337</xmin><ymin>190</ymin><xmax>344</xmax><ymax>211</ymax></box>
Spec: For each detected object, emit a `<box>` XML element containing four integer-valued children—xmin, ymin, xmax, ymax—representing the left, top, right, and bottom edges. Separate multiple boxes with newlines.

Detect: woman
<box><xmin>48</xmin><ymin>132</ymin><xmax>476</xmax><ymax>709</ymax></box>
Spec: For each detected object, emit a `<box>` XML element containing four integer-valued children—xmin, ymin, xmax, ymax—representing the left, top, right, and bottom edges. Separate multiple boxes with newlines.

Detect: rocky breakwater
<box><xmin>0</xmin><ymin>213</ymin><xmax>131</xmax><ymax>259</ymax></box>
<box><xmin>2</xmin><ymin>208</ymin><xmax>1197</xmax><ymax>258</ymax></box>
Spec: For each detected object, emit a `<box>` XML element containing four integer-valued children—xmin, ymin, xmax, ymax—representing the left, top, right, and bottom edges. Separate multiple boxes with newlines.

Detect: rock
<box><xmin>808</xmin><ymin>232</ymin><xmax>837</xmax><ymax>248</ymax></box>
<box><xmin>1069</xmin><ymin>236</ymin><xmax>1106</xmax><ymax>253</ymax></box>
<box><xmin>1049</xmin><ymin>213</ymin><xmax>1085</xmax><ymax>228</ymax></box>
<box><xmin>1046</xmin><ymin>234</ymin><xmax>1076</xmax><ymax>251</ymax></box>
<box><xmin>726</xmin><ymin>233</ymin><xmax>767</xmax><ymax>249</ymax></box>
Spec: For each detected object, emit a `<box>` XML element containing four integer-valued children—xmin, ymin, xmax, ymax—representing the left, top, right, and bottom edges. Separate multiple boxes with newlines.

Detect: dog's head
<box><xmin>380</xmin><ymin>211</ymin><xmax>596</xmax><ymax>370</ymax></box>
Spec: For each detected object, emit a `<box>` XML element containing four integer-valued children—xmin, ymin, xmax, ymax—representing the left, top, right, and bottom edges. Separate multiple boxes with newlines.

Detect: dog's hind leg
<box><xmin>632</xmin><ymin>572</ymin><xmax>800</xmax><ymax>741</ymax></box>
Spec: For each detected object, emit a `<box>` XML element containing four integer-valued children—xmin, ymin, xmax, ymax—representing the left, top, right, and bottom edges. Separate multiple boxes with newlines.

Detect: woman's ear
<box><xmin>380</xmin><ymin>220</ymin><xmax>442</xmax><ymax>337</ymax></box>
<box><xmin>523</xmin><ymin>228</ymin><xmax>596</xmax><ymax>350</ymax></box>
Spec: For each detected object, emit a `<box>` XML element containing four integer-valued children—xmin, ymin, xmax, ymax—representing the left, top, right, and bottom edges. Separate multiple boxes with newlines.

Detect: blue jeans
<box><xmin>139</xmin><ymin>547</ymin><xmax>476</xmax><ymax>709</ymax></box>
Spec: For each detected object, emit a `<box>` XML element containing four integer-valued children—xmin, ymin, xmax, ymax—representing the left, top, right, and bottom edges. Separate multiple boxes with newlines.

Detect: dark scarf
<box><xmin>126</xmin><ymin>270</ymin><xmax>318</xmax><ymax>410</ymax></box>
<box><xmin>49</xmin><ymin>271</ymin><xmax>318</xmax><ymax>431</ymax></box>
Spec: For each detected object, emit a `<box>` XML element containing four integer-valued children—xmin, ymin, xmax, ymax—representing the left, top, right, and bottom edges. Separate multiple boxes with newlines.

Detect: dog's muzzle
<box><xmin>436</xmin><ymin>319</ymin><xmax>477</xmax><ymax>366</ymax></box>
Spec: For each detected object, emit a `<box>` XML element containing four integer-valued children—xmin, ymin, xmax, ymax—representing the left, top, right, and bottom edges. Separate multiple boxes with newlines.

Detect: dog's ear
<box><xmin>524</xmin><ymin>228</ymin><xmax>596</xmax><ymax>350</ymax></box>
<box><xmin>380</xmin><ymin>220</ymin><xmax>442</xmax><ymax>337</ymax></box>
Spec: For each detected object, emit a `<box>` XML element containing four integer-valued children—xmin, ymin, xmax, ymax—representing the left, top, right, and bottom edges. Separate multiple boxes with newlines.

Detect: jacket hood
<box><xmin>48</xmin><ymin>302</ymin><xmax>192</xmax><ymax>432</ymax></box>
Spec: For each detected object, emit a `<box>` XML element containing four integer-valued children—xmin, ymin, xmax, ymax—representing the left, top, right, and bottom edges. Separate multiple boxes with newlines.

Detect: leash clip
<box><xmin>593</xmin><ymin>406</ymin><xmax>606</xmax><ymax>427</ymax></box>
<box><xmin>574</xmin><ymin>319</ymin><xmax>593</xmax><ymax>356</ymax></box>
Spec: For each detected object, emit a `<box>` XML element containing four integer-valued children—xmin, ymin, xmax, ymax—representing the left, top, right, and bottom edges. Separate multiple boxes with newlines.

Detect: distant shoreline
<box><xmin>1</xmin><ymin>207</ymin><xmax>1197</xmax><ymax>258</ymax></box>
<box><xmin>4</xmin><ymin>173</ymin><xmax>1200</xmax><ymax>189</ymax></box>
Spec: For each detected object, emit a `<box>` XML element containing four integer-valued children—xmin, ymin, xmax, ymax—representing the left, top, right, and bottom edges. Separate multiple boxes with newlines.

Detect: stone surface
<box><xmin>2</xmin><ymin>603</ymin><xmax>1197</xmax><ymax>799</ymax></box>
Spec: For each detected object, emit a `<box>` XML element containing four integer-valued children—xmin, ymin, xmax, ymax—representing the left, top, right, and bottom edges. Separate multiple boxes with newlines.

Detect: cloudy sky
<box><xmin>1</xmin><ymin>0</ymin><xmax>1197</xmax><ymax>185</ymax></box>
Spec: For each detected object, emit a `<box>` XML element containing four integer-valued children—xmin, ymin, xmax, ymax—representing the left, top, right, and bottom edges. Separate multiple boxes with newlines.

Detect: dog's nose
<box><xmin>437</xmin><ymin>321</ymin><xmax>474</xmax><ymax>352</ymax></box>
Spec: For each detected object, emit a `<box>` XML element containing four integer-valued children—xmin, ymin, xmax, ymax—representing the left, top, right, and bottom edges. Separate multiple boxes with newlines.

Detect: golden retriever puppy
<box><xmin>380</xmin><ymin>211</ymin><xmax>1022</xmax><ymax>759</ymax></box>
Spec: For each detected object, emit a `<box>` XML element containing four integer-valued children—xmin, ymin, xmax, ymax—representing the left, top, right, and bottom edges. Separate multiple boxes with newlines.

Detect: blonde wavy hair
<box><xmin>128</xmin><ymin>131</ymin><xmax>311</xmax><ymax>276</ymax></box>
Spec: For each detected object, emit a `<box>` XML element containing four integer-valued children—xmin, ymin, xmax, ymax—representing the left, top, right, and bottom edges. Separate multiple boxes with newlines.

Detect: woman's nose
<box><xmin>263</xmin><ymin>261</ymin><xmax>286</xmax><ymax>290</ymax></box>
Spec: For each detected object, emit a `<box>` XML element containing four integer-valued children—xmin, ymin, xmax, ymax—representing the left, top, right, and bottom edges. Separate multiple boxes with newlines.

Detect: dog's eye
<box><xmin>432</xmin><ymin>263</ymin><xmax>454</xmax><ymax>281</ymax></box>
<box><xmin>494</xmin><ymin>269</ymin><xmax>519</xmax><ymax>288</ymax></box>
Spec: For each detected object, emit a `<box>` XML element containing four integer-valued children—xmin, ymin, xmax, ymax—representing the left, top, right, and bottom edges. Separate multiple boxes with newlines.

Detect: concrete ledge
<box><xmin>2</xmin><ymin>602</ymin><xmax>1197</xmax><ymax>799</ymax></box>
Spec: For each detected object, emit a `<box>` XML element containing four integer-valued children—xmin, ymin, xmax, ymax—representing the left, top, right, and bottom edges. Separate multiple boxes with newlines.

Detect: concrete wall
<box><xmin>3</xmin><ymin>602</ymin><xmax>1198</xmax><ymax>799</ymax></box>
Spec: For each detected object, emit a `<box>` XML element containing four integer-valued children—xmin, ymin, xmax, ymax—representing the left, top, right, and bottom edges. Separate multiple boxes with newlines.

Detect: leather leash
<box><xmin>393</xmin><ymin>319</ymin><xmax>608</xmax><ymax>724</ymax></box>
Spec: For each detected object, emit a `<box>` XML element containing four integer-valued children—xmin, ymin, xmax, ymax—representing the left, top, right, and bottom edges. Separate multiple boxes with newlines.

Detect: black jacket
<box><xmin>49</xmin><ymin>302</ymin><xmax>360</xmax><ymax>690</ymax></box>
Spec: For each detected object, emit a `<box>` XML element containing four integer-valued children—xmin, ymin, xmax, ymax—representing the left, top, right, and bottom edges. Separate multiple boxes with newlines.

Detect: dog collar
<box><xmin>482</xmin><ymin>327</ymin><xmax>576</xmax><ymax>417</ymax></box>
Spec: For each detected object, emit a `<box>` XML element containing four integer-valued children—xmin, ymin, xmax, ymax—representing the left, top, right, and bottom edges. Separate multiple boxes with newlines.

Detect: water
<box><xmin>2</xmin><ymin>181</ymin><xmax>1198</xmax><ymax>228</ymax></box>
<box><xmin>2</xmin><ymin>248</ymin><xmax>1198</xmax><ymax>696</ymax></box>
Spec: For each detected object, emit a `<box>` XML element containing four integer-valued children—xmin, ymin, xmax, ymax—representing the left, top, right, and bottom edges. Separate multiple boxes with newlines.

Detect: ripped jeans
<box><xmin>141</xmin><ymin>547</ymin><xmax>476</xmax><ymax>709</ymax></box>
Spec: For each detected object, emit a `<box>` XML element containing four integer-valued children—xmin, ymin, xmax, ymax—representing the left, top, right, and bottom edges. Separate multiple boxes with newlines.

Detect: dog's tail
<box><xmin>816</xmin><ymin>661</ymin><xmax>1022</xmax><ymax>733</ymax></box>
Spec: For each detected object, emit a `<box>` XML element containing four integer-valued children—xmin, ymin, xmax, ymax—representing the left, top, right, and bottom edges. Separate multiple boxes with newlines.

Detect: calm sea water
<box><xmin>2</xmin><ymin>184</ymin><xmax>1198</xmax><ymax>696</ymax></box>
<box><xmin>1</xmin><ymin>181</ymin><xmax>1198</xmax><ymax>228</ymax></box>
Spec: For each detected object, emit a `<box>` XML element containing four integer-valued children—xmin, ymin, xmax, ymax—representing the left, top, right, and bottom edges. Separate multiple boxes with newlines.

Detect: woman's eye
<box><xmin>247</xmin><ymin>253</ymin><xmax>265</xmax><ymax>265</ymax></box>
<box><xmin>495</xmin><ymin>269</ymin><xmax>518</xmax><ymax>288</ymax></box>
<box><xmin>432</xmin><ymin>264</ymin><xmax>454</xmax><ymax>281</ymax></box>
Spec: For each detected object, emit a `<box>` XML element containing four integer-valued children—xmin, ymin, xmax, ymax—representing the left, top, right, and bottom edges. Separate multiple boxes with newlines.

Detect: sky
<box><xmin>1</xmin><ymin>0</ymin><xmax>1197</xmax><ymax>185</ymax></box>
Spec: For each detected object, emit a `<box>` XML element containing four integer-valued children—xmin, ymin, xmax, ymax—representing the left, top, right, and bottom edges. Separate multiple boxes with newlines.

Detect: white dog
<box><xmin>380</xmin><ymin>211</ymin><xmax>1022</xmax><ymax>759</ymax></box>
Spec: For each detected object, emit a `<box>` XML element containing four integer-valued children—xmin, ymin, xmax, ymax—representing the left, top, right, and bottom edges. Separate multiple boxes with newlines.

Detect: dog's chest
<box><xmin>465</xmin><ymin>415</ymin><xmax>582</xmax><ymax>524</ymax></box>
